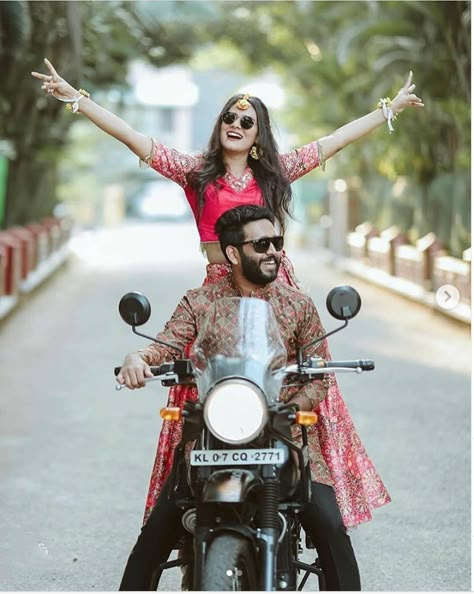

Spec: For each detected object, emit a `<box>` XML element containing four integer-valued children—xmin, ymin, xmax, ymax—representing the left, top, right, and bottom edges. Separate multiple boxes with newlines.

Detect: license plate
<box><xmin>190</xmin><ymin>448</ymin><xmax>287</xmax><ymax>466</ymax></box>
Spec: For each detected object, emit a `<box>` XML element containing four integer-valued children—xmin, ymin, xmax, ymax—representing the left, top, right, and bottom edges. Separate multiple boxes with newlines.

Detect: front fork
<box><xmin>192</xmin><ymin>479</ymin><xmax>281</xmax><ymax>591</ymax></box>
<box><xmin>258</xmin><ymin>473</ymin><xmax>281</xmax><ymax>591</ymax></box>
<box><xmin>192</xmin><ymin>503</ymin><xmax>213</xmax><ymax>591</ymax></box>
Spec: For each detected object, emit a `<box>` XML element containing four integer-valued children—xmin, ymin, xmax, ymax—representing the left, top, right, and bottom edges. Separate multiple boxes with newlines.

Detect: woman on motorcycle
<box><xmin>32</xmin><ymin>58</ymin><xmax>423</xmax><ymax>528</ymax></box>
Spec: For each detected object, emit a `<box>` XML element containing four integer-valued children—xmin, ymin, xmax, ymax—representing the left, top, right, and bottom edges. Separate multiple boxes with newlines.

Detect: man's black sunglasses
<box><xmin>221</xmin><ymin>111</ymin><xmax>256</xmax><ymax>130</ymax></box>
<box><xmin>238</xmin><ymin>236</ymin><xmax>284</xmax><ymax>253</ymax></box>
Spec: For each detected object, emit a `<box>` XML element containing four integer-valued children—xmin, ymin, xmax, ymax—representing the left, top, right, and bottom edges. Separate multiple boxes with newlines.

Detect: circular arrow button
<box><xmin>435</xmin><ymin>284</ymin><xmax>461</xmax><ymax>310</ymax></box>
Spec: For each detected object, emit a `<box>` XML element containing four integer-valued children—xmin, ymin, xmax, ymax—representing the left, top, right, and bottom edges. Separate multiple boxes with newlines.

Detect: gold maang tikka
<box><xmin>236</xmin><ymin>93</ymin><xmax>251</xmax><ymax>110</ymax></box>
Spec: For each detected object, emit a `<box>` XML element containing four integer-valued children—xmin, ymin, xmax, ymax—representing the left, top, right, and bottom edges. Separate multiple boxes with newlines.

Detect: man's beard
<box><xmin>240</xmin><ymin>251</ymin><xmax>281</xmax><ymax>285</ymax></box>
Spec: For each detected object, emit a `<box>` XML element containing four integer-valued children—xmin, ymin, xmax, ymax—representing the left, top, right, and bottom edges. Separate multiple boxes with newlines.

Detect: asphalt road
<box><xmin>0</xmin><ymin>221</ymin><xmax>470</xmax><ymax>591</ymax></box>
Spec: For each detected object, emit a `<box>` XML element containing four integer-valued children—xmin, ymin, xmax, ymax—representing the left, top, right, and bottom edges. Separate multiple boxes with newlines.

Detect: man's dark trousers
<box><xmin>119</xmin><ymin>479</ymin><xmax>361</xmax><ymax>591</ymax></box>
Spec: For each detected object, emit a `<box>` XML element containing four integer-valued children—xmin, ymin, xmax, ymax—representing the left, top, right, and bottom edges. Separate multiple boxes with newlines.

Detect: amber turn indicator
<box><xmin>160</xmin><ymin>407</ymin><xmax>182</xmax><ymax>421</ymax></box>
<box><xmin>295</xmin><ymin>411</ymin><xmax>318</xmax><ymax>426</ymax></box>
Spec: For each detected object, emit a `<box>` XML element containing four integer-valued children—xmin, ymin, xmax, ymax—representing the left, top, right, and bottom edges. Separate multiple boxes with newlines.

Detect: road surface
<box><xmin>0</xmin><ymin>221</ymin><xmax>470</xmax><ymax>591</ymax></box>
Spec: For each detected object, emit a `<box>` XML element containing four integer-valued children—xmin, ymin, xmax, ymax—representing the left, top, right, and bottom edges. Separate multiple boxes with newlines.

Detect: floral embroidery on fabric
<box><xmin>150</xmin><ymin>140</ymin><xmax>202</xmax><ymax>188</ymax></box>
<box><xmin>280</xmin><ymin>140</ymin><xmax>322</xmax><ymax>183</ymax></box>
<box><xmin>139</xmin><ymin>139</ymin><xmax>388</xmax><ymax>529</ymax></box>
<box><xmin>148</xmin><ymin>139</ymin><xmax>323</xmax><ymax>189</ymax></box>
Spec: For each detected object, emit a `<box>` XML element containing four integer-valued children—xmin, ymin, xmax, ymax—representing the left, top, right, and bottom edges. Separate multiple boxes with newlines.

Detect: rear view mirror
<box><xmin>119</xmin><ymin>292</ymin><xmax>151</xmax><ymax>327</ymax></box>
<box><xmin>326</xmin><ymin>286</ymin><xmax>361</xmax><ymax>321</ymax></box>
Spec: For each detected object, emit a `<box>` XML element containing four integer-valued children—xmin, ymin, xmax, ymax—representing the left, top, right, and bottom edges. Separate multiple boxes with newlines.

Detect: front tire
<box><xmin>202</xmin><ymin>533</ymin><xmax>258</xmax><ymax>591</ymax></box>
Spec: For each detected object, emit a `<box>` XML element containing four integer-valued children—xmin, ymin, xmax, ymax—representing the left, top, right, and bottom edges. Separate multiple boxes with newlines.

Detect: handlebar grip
<box><xmin>151</xmin><ymin>365</ymin><xmax>172</xmax><ymax>375</ymax></box>
<box><xmin>327</xmin><ymin>359</ymin><xmax>375</xmax><ymax>371</ymax></box>
<box><xmin>114</xmin><ymin>361</ymin><xmax>192</xmax><ymax>377</ymax></box>
<box><xmin>114</xmin><ymin>364</ymin><xmax>173</xmax><ymax>377</ymax></box>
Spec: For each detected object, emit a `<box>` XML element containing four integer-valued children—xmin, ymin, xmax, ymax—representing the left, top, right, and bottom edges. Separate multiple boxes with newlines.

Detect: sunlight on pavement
<box><xmin>69</xmin><ymin>222</ymin><xmax>204</xmax><ymax>269</ymax></box>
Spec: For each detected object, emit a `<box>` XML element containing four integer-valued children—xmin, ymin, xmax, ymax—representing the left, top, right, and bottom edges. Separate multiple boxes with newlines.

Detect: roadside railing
<box><xmin>0</xmin><ymin>217</ymin><xmax>73</xmax><ymax>320</ymax></box>
<box><xmin>345</xmin><ymin>222</ymin><xmax>471</xmax><ymax>323</ymax></box>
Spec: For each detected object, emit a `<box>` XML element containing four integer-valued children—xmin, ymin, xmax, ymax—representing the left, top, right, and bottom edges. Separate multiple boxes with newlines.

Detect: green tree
<box><xmin>0</xmin><ymin>0</ymin><xmax>207</xmax><ymax>227</ymax></box>
<box><xmin>208</xmin><ymin>0</ymin><xmax>469</xmax><ymax>177</ymax></box>
<box><xmin>2</xmin><ymin>1</ymin><xmax>469</xmax><ymax>254</ymax></box>
<box><xmin>206</xmin><ymin>0</ymin><xmax>470</xmax><ymax>254</ymax></box>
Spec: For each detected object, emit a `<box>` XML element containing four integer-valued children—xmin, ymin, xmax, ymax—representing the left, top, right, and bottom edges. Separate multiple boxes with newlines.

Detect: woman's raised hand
<box><xmin>391</xmin><ymin>71</ymin><xmax>424</xmax><ymax>114</ymax></box>
<box><xmin>31</xmin><ymin>57</ymin><xmax>151</xmax><ymax>158</ymax></box>
<box><xmin>31</xmin><ymin>58</ymin><xmax>80</xmax><ymax>102</ymax></box>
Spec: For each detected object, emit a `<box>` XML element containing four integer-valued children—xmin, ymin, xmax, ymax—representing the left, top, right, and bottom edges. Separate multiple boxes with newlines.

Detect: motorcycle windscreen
<box><xmin>190</xmin><ymin>297</ymin><xmax>287</xmax><ymax>402</ymax></box>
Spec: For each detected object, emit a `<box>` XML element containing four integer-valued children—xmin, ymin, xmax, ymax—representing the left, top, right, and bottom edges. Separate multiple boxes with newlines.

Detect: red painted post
<box><xmin>7</xmin><ymin>227</ymin><xmax>35</xmax><ymax>280</ymax></box>
<box><xmin>0</xmin><ymin>242</ymin><xmax>6</xmax><ymax>296</ymax></box>
<box><xmin>0</xmin><ymin>231</ymin><xmax>22</xmax><ymax>295</ymax></box>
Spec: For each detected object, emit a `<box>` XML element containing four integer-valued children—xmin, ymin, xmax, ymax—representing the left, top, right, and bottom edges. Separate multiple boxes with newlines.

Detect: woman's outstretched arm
<box><xmin>318</xmin><ymin>71</ymin><xmax>424</xmax><ymax>162</ymax></box>
<box><xmin>31</xmin><ymin>58</ymin><xmax>152</xmax><ymax>159</ymax></box>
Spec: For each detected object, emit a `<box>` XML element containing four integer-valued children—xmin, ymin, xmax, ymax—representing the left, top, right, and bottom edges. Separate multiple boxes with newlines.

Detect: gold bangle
<box><xmin>377</xmin><ymin>96</ymin><xmax>398</xmax><ymax>120</ymax></box>
<box><xmin>65</xmin><ymin>88</ymin><xmax>90</xmax><ymax>114</ymax></box>
<box><xmin>377</xmin><ymin>96</ymin><xmax>391</xmax><ymax>109</ymax></box>
<box><xmin>377</xmin><ymin>96</ymin><xmax>397</xmax><ymax>133</ymax></box>
<box><xmin>139</xmin><ymin>138</ymin><xmax>155</xmax><ymax>169</ymax></box>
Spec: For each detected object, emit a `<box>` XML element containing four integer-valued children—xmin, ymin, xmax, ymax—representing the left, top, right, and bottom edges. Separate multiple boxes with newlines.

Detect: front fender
<box><xmin>202</xmin><ymin>469</ymin><xmax>262</xmax><ymax>503</ymax></box>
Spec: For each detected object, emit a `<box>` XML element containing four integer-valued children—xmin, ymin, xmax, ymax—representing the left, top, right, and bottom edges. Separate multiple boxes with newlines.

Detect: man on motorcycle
<box><xmin>117</xmin><ymin>204</ymin><xmax>361</xmax><ymax>591</ymax></box>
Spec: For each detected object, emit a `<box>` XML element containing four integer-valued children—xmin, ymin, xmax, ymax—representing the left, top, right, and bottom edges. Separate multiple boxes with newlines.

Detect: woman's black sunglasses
<box><xmin>238</xmin><ymin>236</ymin><xmax>284</xmax><ymax>253</ymax></box>
<box><xmin>221</xmin><ymin>111</ymin><xmax>256</xmax><ymax>130</ymax></box>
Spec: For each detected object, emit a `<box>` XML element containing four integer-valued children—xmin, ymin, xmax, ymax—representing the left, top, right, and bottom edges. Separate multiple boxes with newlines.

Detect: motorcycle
<box><xmin>115</xmin><ymin>285</ymin><xmax>374</xmax><ymax>591</ymax></box>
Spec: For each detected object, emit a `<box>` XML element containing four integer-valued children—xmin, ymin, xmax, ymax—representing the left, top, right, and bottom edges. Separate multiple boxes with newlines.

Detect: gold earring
<box><xmin>250</xmin><ymin>145</ymin><xmax>259</xmax><ymax>160</ymax></box>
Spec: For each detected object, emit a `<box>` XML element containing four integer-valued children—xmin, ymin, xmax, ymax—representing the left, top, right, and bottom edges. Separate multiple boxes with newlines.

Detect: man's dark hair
<box><xmin>215</xmin><ymin>205</ymin><xmax>276</xmax><ymax>263</ymax></box>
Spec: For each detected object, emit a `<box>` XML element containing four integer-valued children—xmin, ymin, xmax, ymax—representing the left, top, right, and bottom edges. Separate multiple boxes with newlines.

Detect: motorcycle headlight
<box><xmin>204</xmin><ymin>379</ymin><xmax>268</xmax><ymax>445</ymax></box>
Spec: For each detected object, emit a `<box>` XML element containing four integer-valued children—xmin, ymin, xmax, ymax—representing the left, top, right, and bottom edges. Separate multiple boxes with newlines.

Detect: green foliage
<box><xmin>209</xmin><ymin>0</ymin><xmax>469</xmax><ymax>173</ymax></box>
<box><xmin>355</xmin><ymin>171</ymin><xmax>470</xmax><ymax>257</ymax></box>
<box><xmin>0</xmin><ymin>0</ymin><xmax>469</xmax><ymax>256</ymax></box>
<box><xmin>0</xmin><ymin>1</ymin><xmax>31</xmax><ymax>54</ymax></box>
<box><xmin>207</xmin><ymin>0</ymin><xmax>471</xmax><ymax>255</ymax></box>
<box><xmin>0</xmin><ymin>0</ymin><xmax>209</xmax><ymax>227</ymax></box>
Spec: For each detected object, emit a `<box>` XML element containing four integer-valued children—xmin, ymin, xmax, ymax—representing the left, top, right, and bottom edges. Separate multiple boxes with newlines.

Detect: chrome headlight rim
<box><xmin>203</xmin><ymin>378</ymin><xmax>268</xmax><ymax>445</ymax></box>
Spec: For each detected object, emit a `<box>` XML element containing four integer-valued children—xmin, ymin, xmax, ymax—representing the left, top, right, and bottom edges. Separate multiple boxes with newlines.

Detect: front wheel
<box><xmin>202</xmin><ymin>533</ymin><xmax>258</xmax><ymax>591</ymax></box>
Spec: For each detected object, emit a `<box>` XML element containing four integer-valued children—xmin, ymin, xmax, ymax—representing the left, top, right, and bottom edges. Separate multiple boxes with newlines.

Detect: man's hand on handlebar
<box><xmin>116</xmin><ymin>353</ymin><xmax>154</xmax><ymax>389</ymax></box>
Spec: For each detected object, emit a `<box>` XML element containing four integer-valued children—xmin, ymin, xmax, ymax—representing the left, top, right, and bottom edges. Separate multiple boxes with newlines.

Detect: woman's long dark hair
<box><xmin>190</xmin><ymin>94</ymin><xmax>294</xmax><ymax>233</ymax></box>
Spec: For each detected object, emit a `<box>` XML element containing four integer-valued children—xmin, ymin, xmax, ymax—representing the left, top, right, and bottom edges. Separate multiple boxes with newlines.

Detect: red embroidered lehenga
<box><xmin>141</xmin><ymin>140</ymin><xmax>391</xmax><ymax>529</ymax></box>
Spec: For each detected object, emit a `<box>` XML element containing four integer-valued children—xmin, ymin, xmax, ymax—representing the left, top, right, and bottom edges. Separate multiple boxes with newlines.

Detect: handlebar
<box><xmin>114</xmin><ymin>364</ymin><xmax>175</xmax><ymax>377</ymax></box>
<box><xmin>320</xmin><ymin>359</ymin><xmax>375</xmax><ymax>371</ymax></box>
<box><xmin>284</xmin><ymin>358</ymin><xmax>375</xmax><ymax>376</ymax></box>
<box><xmin>114</xmin><ymin>357</ymin><xmax>374</xmax><ymax>390</ymax></box>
